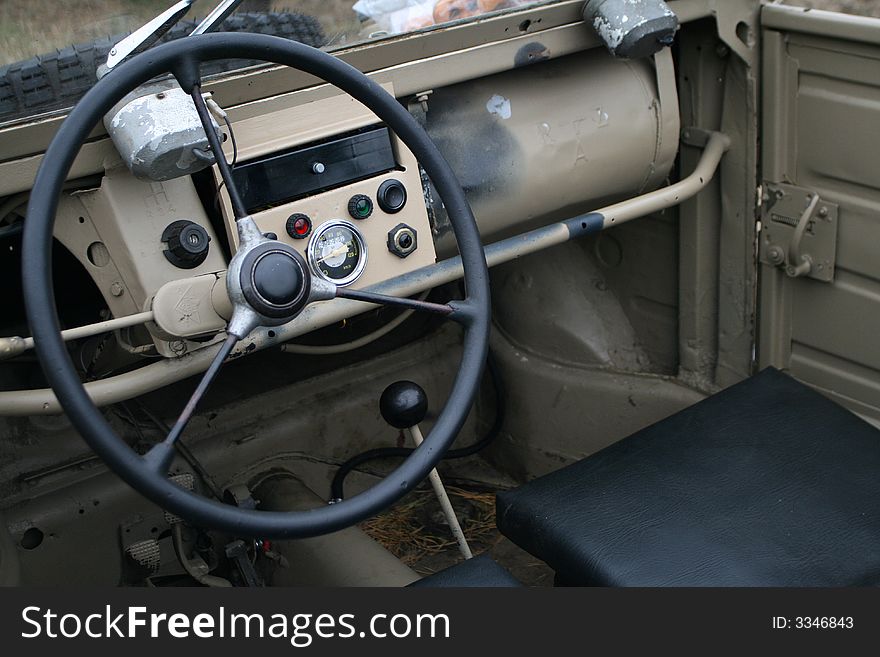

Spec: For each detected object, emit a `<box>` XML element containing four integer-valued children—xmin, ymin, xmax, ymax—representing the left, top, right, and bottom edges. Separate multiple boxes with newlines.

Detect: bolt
<box><xmin>416</xmin><ymin>90</ymin><xmax>432</xmax><ymax>113</ymax></box>
<box><xmin>716</xmin><ymin>43</ymin><xmax>730</xmax><ymax>58</ymax></box>
<box><xmin>311</xmin><ymin>162</ymin><xmax>325</xmax><ymax>175</ymax></box>
<box><xmin>767</xmin><ymin>245</ymin><xmax>785</xmax><ymax>265</ymax></box>
<box><xmin>110</xmin><ymin>282</ymin><xmax>124</xmax><ymax>297</ymax></box>
<box><xmin>110</xmin><ymin>47</ymin><xmax>117</xmax><ymax>56</ymax></box>
<box><xmin>818</xmin><ymin>206</ymin><xmax>829</xmax><ymax>218</ymax></box>
<box><xmin>169</xmin><ymin>340</ymin><xmax>187</xmax><ymax>355</ymax></box>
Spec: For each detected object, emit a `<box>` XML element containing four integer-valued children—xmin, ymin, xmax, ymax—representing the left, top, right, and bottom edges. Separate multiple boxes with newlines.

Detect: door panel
<box><xmin>760</xmin><ymin>6</ymin><xmax>880</xmax><ymax>423</ymax></box>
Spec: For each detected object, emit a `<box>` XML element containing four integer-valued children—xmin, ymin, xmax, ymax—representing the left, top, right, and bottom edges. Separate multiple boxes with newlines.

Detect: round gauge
<box><xmin>307</xmin><ymin>220</ymin><xmax>368</xmax><ymax>286</ymax></box>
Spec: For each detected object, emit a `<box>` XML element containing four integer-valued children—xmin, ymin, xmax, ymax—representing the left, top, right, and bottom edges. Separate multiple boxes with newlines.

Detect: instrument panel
<box><xmin>218</xmin><ymin>88</ymin><xmax>436</xmax><ymax>291</ymax></box>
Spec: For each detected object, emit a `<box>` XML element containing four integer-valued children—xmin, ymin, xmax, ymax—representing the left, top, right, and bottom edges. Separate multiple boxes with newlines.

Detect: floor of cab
<box><xmin>359</xmin><ymin>479</ymin><xmax>554</xmax><ymax>587</ymax></box>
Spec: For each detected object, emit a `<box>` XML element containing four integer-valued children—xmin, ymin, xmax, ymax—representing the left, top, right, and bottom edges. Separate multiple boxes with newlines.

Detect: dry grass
<box><xmin>360</xmin><ymin>486</ymin><xmax>500</xmax><ymax>572</ymax></box>
<box><xmin>0</xmin><ymin>0</ymin><xmax>169</xmax><ymax>65</ymax></box>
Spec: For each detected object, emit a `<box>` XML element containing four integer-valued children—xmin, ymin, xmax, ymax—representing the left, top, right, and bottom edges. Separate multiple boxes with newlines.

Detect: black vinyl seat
<box><xmin>496</xmin><ymin>368</ymin><xmax>880</xmax><ymax>586</ymax></box>
<box><xmin>409</xmin><ymin>554</ymin><xmax>522</xmax><ymax>587</ymax></box>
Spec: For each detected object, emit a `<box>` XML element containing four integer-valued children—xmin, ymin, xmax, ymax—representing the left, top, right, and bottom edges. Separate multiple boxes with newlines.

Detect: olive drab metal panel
<box><xmin>759</xmin><ymin>5</ymin><xmax>880</xmax><ymax>424</ymax></box>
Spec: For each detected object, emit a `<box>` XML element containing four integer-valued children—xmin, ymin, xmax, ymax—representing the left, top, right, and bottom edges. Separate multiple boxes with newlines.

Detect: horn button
<box><xmin>239</xmin><ymin>243</ymin><xmax>312</xmax><ymax>319</ymax></box>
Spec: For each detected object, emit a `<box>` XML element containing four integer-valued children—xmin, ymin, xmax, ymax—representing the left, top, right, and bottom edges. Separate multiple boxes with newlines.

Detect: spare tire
<box><xmin>0</xmin><ymin>12</ymin><xmax>325</xmax><ymax>123</ymax></box>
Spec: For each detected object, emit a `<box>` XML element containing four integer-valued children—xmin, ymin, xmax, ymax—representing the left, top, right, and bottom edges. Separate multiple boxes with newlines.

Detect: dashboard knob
<box><xmin>161</xmin><ymin>220</ymin><xmax>211</xmax><ymax>269</ymax></box>
<box><xmin>387</xmin><ymin>223</ymin><xmax>418</xmax><ymax>258</ymax></box>
<box><xmin>380</xmin><ymin>381</ymin><xmax>428</xmax><ymax>429</ymax></box>
<box><xmin>377</xmin><ymin>179</ymin><xmax>407</xmax><ymax>214</ymax></box>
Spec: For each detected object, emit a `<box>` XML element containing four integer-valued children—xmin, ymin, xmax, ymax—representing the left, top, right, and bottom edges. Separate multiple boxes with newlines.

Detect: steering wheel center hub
<box><xmin>255</xmin><ymin>252</ymin><xmax>302</xmax><ymax>304</ymax></box>
<box><xmin>240</xmin><ymin>242</ymin><xmax>311</xmax><ymax>319</ymax></box>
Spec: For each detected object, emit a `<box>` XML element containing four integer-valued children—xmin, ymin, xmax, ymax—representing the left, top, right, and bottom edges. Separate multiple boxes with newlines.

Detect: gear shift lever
<box><xmin>380</xmin><ymin>381</ymin><xmax>473</xmax><ymax>560</ymax></box>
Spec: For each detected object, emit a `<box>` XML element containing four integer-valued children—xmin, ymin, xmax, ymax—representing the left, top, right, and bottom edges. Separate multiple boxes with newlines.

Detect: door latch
<box><xmin>759</xmin><ymin>182</ymin><xmax>839</xmax><ymax>282</ymax></box>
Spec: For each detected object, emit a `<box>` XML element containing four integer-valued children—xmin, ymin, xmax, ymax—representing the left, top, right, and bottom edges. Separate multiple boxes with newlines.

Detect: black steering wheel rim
<box><xmin>22</xmin><ymin>33</ymin><xmax>491</xmax><ymax>539</ymax></box>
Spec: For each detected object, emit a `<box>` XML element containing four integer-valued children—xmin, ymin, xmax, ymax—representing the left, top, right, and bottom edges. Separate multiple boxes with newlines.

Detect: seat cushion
<box><xmin>408</xmin><ymin>554</ymin><xmax>522</xmax><ymax>587</ymax></box>
<box><xmin>496</xmin><ymin>368</ymin><xmax>880</xmax><ymax>586</ymax></box>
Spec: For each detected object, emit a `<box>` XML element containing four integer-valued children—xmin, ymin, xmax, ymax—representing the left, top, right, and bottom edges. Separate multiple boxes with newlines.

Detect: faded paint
<box><xmin>105</xmin><ymin>85</ymin><xmax>217</xmax><ymax>181</ymax></box>
<box><xmin>584</xmin><ymin>0</ymin><xmax>678</xmax><ymax>58</ymax></box>
<box><xmin>486</xmin><ymin>94</ymin><xmax>512</xmax><ymax>120</ymax></box>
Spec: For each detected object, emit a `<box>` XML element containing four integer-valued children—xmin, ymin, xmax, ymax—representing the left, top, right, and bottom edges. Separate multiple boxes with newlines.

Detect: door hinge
<box><xmin>759</xmin><ymin>182</ymin><xmax>838</xmax><ymax>282</ymax></box>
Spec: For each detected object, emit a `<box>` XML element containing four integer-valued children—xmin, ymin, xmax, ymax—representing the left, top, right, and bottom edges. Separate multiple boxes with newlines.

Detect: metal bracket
<box><xmin>759</xmin><ymin>182</ymin><xmax>838</xmax><ymax>282</ymax></box>
<box><xmin>681</xmin><ymin>127</ymin><xmax>714</xmax><ymax>149</ymax></box>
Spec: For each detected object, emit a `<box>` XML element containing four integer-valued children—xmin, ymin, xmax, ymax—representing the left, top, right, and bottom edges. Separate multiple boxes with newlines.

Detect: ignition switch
<box><xmin>387</xmin><ymin>223</ymin><xmax>418</xmax><ymax>258</ymax></box>
<box><xmin>161</xmin><ymin>220</ymin><xmax>211</xmax><ymax>269</ymax></box>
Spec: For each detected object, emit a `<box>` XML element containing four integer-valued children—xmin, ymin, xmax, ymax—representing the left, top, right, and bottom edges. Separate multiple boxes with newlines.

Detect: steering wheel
<box><xmin>22</xmin><ymin>33</ymin><xmax>490</xmax><ymax>539</ymax></box>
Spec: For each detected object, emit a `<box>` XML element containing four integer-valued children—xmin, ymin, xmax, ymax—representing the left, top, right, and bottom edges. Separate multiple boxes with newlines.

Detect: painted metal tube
<box><xmin>0</xmin><ymin>311</ymin><xmax>155</xmax><ymax>361</ymax></box>
<box><xmin>0</xmin><ymin>131</ymin><xmax>729</xmax><ymax>416</ymax></box>
<box><xmin>407</xmin><ymin>424</ymin><xmax>473</xmax><ymax>560</ymax></box>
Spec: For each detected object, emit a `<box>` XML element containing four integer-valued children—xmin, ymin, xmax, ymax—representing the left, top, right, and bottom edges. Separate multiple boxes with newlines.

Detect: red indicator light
<box><xmin>286</xmin><ymin>213</ymin><xmax>312</xmax><ymax>240</ymax></box>
<box><xmin>294</xmin><ymin>218</ymin><xmax>310</xmax><ymax>235</ymax></box>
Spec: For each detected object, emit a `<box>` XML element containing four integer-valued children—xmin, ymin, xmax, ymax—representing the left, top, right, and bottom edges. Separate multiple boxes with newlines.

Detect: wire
<box><xmin>330</xmin><ymin>351</ymin><xmax>505</xmax><ymax>501</ymax></box>
<box><xmin>223</xmin><ymin>115</ymin><xmax>238</xmax><ymax>168</ymax></box>
<box><xmin>210</xmin><ymin>116</ymin><xmax>238</xmax><ymax>214</ymax></box>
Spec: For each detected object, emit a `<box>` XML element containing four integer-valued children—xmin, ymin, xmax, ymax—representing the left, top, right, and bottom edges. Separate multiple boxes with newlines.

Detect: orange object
<box><xmin>433</xmin><ymin>0</ymin><xmax>519</xmax><ymax>25</ymax></box>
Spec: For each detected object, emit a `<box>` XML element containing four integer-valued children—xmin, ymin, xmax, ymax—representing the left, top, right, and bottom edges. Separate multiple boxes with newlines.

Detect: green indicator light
<box><xmin>348</xmin><ymin>194</ymin><xmax>373</xmax><ymax>220</ymax></box>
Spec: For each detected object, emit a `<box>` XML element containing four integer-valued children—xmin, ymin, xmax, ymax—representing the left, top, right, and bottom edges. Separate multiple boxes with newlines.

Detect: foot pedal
<box><xmin>164</xmin><ymin>472</ymin><xmax>195</xmax><ymax>525</ymax></box>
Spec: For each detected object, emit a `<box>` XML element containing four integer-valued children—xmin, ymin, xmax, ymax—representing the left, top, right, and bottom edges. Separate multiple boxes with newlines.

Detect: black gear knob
<box><xmin>380</xmin><ymin>381</ymin><xmax>428</xmax><ymax>429</ymax></box>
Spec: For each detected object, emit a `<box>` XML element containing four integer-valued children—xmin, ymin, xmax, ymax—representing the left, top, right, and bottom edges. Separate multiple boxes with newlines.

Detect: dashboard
<box><xmin>37</xmin><ymin>48</ymin><xmax>676</xmax><ymax>363</ymax></box>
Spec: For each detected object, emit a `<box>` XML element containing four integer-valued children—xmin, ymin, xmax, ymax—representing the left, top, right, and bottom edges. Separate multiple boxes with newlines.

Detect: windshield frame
<box><xmin>0</xmin><ymin>0</ymin><xmax>570</xmax><ymax>131</ymax></box>
<box><xmin>0</xmin><ymin>0</ymin><xmax>588</xmax><ymax>202</ymax></box>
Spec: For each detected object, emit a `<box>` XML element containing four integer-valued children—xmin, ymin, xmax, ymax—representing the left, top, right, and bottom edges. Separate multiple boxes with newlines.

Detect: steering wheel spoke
<box><xmin>142</xmin><ymin>333</ymin><xmax>239</xmax><ymax>475</ymax></box>
<box><xmin>333</xmin><ymin>288</ymin><xmax>456</xmax><ymax>318</ymax></box>
<box><xmin>188</xmin><ymin>85</ymin><xmax>248</xmax><ymax>219</ymax></box>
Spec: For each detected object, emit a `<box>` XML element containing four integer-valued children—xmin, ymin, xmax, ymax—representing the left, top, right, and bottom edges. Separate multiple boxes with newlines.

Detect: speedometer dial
<box><xmin>307</xmin><ymin>220</ymin><xmax>367</xmax><ymax>286</ymax></box>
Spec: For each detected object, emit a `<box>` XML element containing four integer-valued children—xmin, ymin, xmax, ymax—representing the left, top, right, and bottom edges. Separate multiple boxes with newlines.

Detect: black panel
<box><xmin>231</xmin><ymin>126</ymin><xmax>397</xmax><ymax>213</ymax></box>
